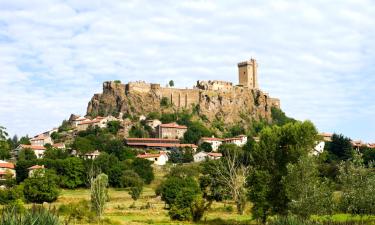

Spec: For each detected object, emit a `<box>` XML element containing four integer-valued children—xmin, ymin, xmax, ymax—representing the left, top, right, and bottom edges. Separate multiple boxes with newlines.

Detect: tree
<box><xmin>210</xmin><ymin>144</ymin><xmax>249</xmax><ymax>214</ymax></box>
<box><xmin>325</xmin><ymin>133</ymin><xmax>354</xmax><ymax>161</ymax></box>
<box><xmin>72</xmin><ymin>137</ymin><xmax>95</xmax><ymax>155</ymax></box>
<box><xmin>59</xmin><ymin>157</ymin><xmax>85</xmax><ymax>189</ymax></box>
<box><xmin>337</xmin><ymin>154</ymin><xmax>375</xmax><ymax>216</ymax></box>
<box><xmin>248</xmin><ymin>121</ymin><xmax>318</xmax><ymax>223</ymax></box>
<box><xmin>160</xmin><ymin>97</ymin><xmax>171</xmax><ymax>107</ymax></box>
<box><xmin>18</xmin><ymin>148</ymin><xmax>37</xmax><ymax>161</ymax></box>
<box><xmin>90</xmin><ymin>173</ymin><xmax>109</xmax><ymax>219</ymax></box>
<box><xmin>128</xmin><ymin>176</ymin><xmax>143</xmax><ymax>202</ymax></box>
<box><xmin>169</xmin><ymin>80</ymin><xmax>175</xmax><ymax>87</ymax></box>
<box><xmin>106</xmin><ymin>121</ymin><xmax>122</xmax><ymax>134</ymax></box>
<box><xmin>43</xmin><ymin>147</ymin><xmax>69</xmax><ymax>160</ymax></box>
<box><xmin>159</xmin><ymin>176</ymin><xmax>200</xmax><ymax>206</ymax></box>
<box><xmin>198</xmin><ymin>142</ymin><xmax>212</xmax><ymax>152</ymax></box>
<box><xmin>183</xmin><ymin>121</ymin><xmax>212</xmax><ymax>144</ymax></box>
<box><xmin>282</xmin><ymin>156</ymin><xmax>334</xmax><ymax>218</ymax></box>
<box><xmin>270</xmin><ymin>107</ymin><xmax>296</xmax><ymax>126</ymax></box>
<box><xmin>0</xmin><ymin>126</ymin><xmax>10</xmax><ymax>160</ymax></box>
<box><xmin>168</xmin><ymin>147</ymin><xmax>194</xmax><ymax>163</ymax></box>
<box><xmin>23</xmin><ymin>169</ymin><xmax>59</xmax><ymax>203</ymax></box>
<box><xmin>19</xmin><ymin>136</ymin><xmax>31</xmax><ymax>145</ymax></box>
<box><xmin>132</xmin><ymin>158</ymin><xmax>154</xmax><ymax>184</ymax></box>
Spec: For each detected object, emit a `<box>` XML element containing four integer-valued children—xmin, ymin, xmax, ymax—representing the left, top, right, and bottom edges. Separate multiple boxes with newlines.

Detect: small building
<box><xmin>15</xmin><ymin>144</ymin><xmax>46</xmax><ymax>159</ymax></box>
<box><xmin>0</xmin><ymin>160</ymin><xmax>15</xmax><ymax>180</ymax></box>
<box><xmin>52</xmin><ymin>143</ymin><xmax>66</xmax><ymax>149</ymax></box>
<box><xmin>193</xmin><ymin>152</ymin><xmax>222</xmax><ymax>162</ymax></box>
<box><xmin>137</xmin><ymin>152</ymin><xmax>168</xmax><ymax>166</ymax></box>
<box><xmin>223</xmin><ymin>135</ymin><xmax>248</xmax><ymax>147</ymax></box>
<box><xmin>84</xmin><ymin>150</ymin><xmax>101</xmax><ymax>160</ymax></box>
<box><xmin>30</xmin><ymin>134</ymin><xmax>53</xmax><ymax>146</ymax></box>
<box><xmin>314</xmin><ymin>141</ymin><xmax>325</xmax><ymax>155</ymax></box>
<box><xmin>76</xmin><ymin>116</ymin><xmax>118</xmax><ymax>131</ymax></box>
<box><xmin>199</xmin><ymin>137</ymin><xmax>223</xmax><ymax>152</ymax></box>
<box><xmin>28</xmin><ymin>165</ymin><xmax>45</xmax><ymax>177</ymax></box>
<box><xmin>72</xmin><ymin>116</ymin><xmax>90</xmax><ymax>127</ymax></box>
<box><xmin>156</xmin><ymin>123</ymin><xmax>187</xmax><ymax>139</ymax></box>
<box><xmin>320</xmin><ymin>133</ymin><xmax>333</xmax><ymax>142</ymax></box>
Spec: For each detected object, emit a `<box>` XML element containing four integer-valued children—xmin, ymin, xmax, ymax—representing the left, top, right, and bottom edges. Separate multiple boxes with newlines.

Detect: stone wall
<box><xmin>159</xmin><ymin>88</ymin><xmax>200</xmax><ymax>108</ymax></box>
<box><xmin>196</xmin><ymin>80</ymin><xmax>234</xmax><ymax>91</ymax></box>
<box><xmin>126</xmin><ymin>81</ymin><xmax>152</xmax><ymax>93</ymax></box>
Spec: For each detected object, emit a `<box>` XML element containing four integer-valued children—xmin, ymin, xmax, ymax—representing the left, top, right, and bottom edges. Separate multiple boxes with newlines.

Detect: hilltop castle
<box><xmin>87</xmin><ymin>59</ymin><xmax>280</xmax><ymax>124</ymax></box>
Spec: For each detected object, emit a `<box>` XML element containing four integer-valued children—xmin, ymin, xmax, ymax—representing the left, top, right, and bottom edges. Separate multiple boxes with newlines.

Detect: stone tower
<box><xmin>238</xmin><ymin>58</ymin><xmax>259</xmax><ymax>89</ymax></box>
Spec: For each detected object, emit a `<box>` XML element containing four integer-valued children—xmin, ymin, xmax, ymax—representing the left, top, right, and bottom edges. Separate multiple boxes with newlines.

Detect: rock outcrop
<box><xmin>86</xmin><ymin>80</ymin><xmax>280</xmax><ymax>127</ymax></box>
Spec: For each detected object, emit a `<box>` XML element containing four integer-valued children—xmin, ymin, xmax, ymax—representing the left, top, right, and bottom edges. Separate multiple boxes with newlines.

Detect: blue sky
<box><xmin>0</xmin><ymin>0</ymin><xmax>374</xmax><ymax>142</ymax></box>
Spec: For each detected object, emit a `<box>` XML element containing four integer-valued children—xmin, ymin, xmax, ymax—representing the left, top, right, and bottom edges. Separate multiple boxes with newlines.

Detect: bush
<box><xmin>58</xmin><ymin>200</ymin><xmax>95</xmax><ymax>223</ymax></box>
<box><xmin>0</xmin><ymin>205</ymin><xmax>60</xmax><ymax>225</ymax></box>
<box><xmin>23</xmin><ymin>170</ymin><xmax>59</xmax><ymax>203</ymax></box>
<box><xmin>160</xmin><ymin>97</ymin><xmax>171</xmax><ymax>107</ymax></box>
<box><xmin>132</xmin><ymin>158</ymin><xmax>154</xmax><ymax>184</ymax></box>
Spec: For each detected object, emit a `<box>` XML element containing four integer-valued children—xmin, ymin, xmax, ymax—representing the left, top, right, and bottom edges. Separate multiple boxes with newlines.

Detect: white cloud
<box><xmin>0</xmin><ymin>0</ymin><xmax>374</xmax><ymax>142</ymax></box>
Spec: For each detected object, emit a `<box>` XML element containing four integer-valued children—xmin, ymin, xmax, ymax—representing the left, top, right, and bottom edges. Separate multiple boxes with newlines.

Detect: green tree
<box><xmin>183</xmin><ymin>121</ymin><xmax>212</xmax><ymax>144</ymax></box>
<box><xmin>160</xmin><ymin>97</ymin><xmax>171</xmax><ymax>107</ymax></box>
<box><xmin>248</xmin><ymin>121</ymin><xmax>318</xmax><ymax>223</ymax></box>
<box><xmin>337</xmin><ymin>154</ymin><xmax>375</xmax><ymax>215</ymax></box>
<box><xmin>106</xmin><ymin>121</ymin><xmax>122</xmax><ymax>134</ymax></box>
<box><xmin>132</xmin><ymin>158</ymin><xmax>154</xmax><ymax>184</ymax></box>
<box><xmin>271</xmin><ymin>107</ymin><xmax>296</xmax><ymax>126</ymax></box>
<box><xmin>19</xmin><ymin>136</ymin><xmax>31</xmax><ymax>145</ymax></box>
<box><xmin>326</xmin><ymin>133</ymin><xmax>354</xmax><ymax>161</ymax></box>
<box><xmin>169</xmin><ymin>80</ymin><xmax>175</xmax><ymax>87</ymax></box>
<box><xmin>18</xmin><ymin>148</ymin><xmax>37</xmax><ymax>161</ymax></box>
<box><xmin>128</xmin><ymin>176</ymin><xmax>143</xmax><ymax>202</ymax></box>
<box><xmin>283</xmin><ymin>156</ymin><xmax>334</xmax><ymax>218</ymax></box>
<box><xmin>362</xmin><ymin>147</ymin><xmax>375</xmax><ymax>166</ymax></box>
<box><xmin>59</xmin><ymin>157</ymin><xmax>85</xmax><ymax>189</ymax></box>
<box><xmin>90</xmin><ymin>173</ymin><xmax>109</xmax><ymax>219</ymax></box>
<box><xmin>0</xmin><ymin>126</ymin><xmax>10</xmax><ymax>160</ymax></box>
<box><xmin>43</xmin><ymin>147</ymin><xmax>69</xmax><ymax>160</ymax></box>
<box><xmin>160</xmin><ymin>113</ymin><xmax>177</xmax><ymax>123</ymax></box>
<box><xmin>159</xmin><ymin>176</ymin><xmax>200</xmax><ymax>206</ymax></box>
<box><xmin>72</xmin><ymin>137</ymin><xmax>94</xmax><ymax>155</ymax></box>
<box><xmin>198</xmin><ymin>142</ymin><xmax>213</xmax><ymax>152</ymax></box>
<box><xmin>23</xmin><ymin>170</ymin><xmax>59</xmax><ymax>203</ymax></box>
<box><xmin>168</xmin><ymin>147</ymin><xmax>194</xmax><ymax>163</ymax></box>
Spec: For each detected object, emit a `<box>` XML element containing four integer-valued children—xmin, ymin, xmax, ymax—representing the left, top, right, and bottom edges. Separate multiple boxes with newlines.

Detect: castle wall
<box><xmin>196</xmin><ymin>80</ymin><xmax>233</xmax><ymax>91</ymax></box>
<box><xmin>126</xmin><ymin>81</ymin><xmax>151</xmax><ymax>93</ymax></box>
<box><xmin>159</xmin><ymin>88</ymin><xmax>200</xmax><ymax>108</ymax></box>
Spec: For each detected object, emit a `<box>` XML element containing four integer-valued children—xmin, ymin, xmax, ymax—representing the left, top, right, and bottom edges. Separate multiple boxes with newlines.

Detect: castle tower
<box><xmin>238</xmin><ymin>58</ymin><xmax>258</xmax><ymax>89</ymax></box>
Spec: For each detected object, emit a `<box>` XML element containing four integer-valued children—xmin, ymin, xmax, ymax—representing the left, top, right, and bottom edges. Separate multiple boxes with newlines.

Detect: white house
<box><xmin>83</xmin><ymin>150</ymin><xmax>101</xmax><ymax>160</ymax></box>
<box><xmin>15</xmin><ymin>145</ymin><xmax>46</xmax><ymax>159</ymax></box>
<box><xmin>193</xmin><ymin>152</ymin><xmax>223</xmax><ymax>162</ymax></box>
<box><xmin>223</xmin><ymin>135</ymin><xmax>248</xmax><ymax>147</ymax></box>
<box><xmin>30</xmin><ymin>134</ymin><xmax>53</xmax><ymax>146</ymax></box>
<box><xmin>0</xmin><ymin>160</ymin><xmax>15</xmax><ymax>180</ymax></box>
<box><xmin>199</xmin><ymin>137</ymin><xmax>223</xmax><ymax>152</ymax></box>
<box><xmin>313</xmin><ymin>141</ymin><xmax>325</xmax><ymax>155</ymax></box>
<box><xmin>136</xmin><ymin>152</ymin><xmax>168</xmax><ymax>166</ymax></box>
<box><xmin>28</xmin><ymin>165</ymin><xmax>45</xmax><ymax>177</ymax></box>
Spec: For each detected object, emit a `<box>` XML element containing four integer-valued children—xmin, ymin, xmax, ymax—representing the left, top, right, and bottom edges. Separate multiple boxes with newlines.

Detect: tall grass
<box><xmin>269</xmin><ymin>216</ymin><xmax>375</xmax><ymax>225</ymax></box>
<box><xmin>0</xmin><ymin>205</ymin><xmax>60</xmax><ymax>225</ymax></box>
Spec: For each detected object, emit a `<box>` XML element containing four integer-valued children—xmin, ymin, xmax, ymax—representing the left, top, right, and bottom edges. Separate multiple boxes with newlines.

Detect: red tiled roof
<box><xmin>19</xmin><ymin>145</ymin><xmax>46</xmax><ymax>150</ymax></box>
<box><xmin>126</xmin><ymin>138</ymin><xmax>180</xmax><ymax>142</ymax></box>
<box><xmin>28</xmin><ymin>165</ymin><xmax>44</xmax><ymax>170</ymax></box>
<box><xmin>128</xmin><ymin>142</ymin><xmax>197</xmax><ymax>148</ymax></box>
<box><xmin>207</xmin><ymin>152</ymin><xmax>222</xmax><ymax>157</ymax></box>
<box><xmin>31</xmin><ymin>135</ymin><xmax>48</xmax><ymax>141</ymax></box>
<box><xmin>137</xmin><ymin>152</ymin><xmax>166</xmax><ymax>159</ymax></box>
<box><xmin>201</xmin><ymin>137</ymin><xmax>223</xmax><ymax>141</ymax></box>
<box><xmin>53</xmin><ymin>143</ymin><xmax>65</xmax><ymax>148</ymax></box>
<box><xmin>159</xmin><ymin>123</ymin><xmax>187</xmax><ymax>129</ymax></box>
<box><xmin>224</xmin><ymin>137</ymin><xmax>242</xmax><ymax>141</ymax></box>
<box><xmin>0</xmin><ymin>162</ymin><xmax>15</xmax><ymax>169</ymax></box>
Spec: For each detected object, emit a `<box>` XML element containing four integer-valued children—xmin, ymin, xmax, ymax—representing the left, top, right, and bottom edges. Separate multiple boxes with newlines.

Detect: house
<box><xmin>30</xmin><ymin>134</ymin><xmax>53</xmax><ymax>146</ymax></box>
<box><xmin>314</xmin><ymin>141</ymin><xmax>325</xmax><ymax>155</ymax></box>
<box><xmin>76</xmin><ymin>116</ymin><xmax>118</xmax><ymax>131</ymax></box>
<box><xmin>193</xmin><ymin>152</ymin><xmax>222</xmax><ymax>162</ymax></box>
<box><xmin>137</xmin><ymin>152</ymin><xmax>168</xmax><ymax>166</ymax></box>
<box><xmin>28</xmin><ymin>165</ymin><xmax>45</xmax><ymax>177</ymax></box>
<box><xmin>0</xmin><ymin>160</ymin><xmax>15</xmax><ymax>180</ymax></box>
<box><xmin>156</xmin><ymin>123</ymin><xmax>187</xmax><ymax>139</ymax></box>
<box><xmin>15</xmin><ymin>144</ymin><xmax>46</xmax><ymax>159</ymax></box>
<box><xmin>72</xmin><ymin>116</ymin><xmax>90</xmax><ymax>127</ymax></box>
<box><xmin>52</xmin><ymin>143</ymin><xmax>66</xmax><ymax>149</ymax></box>
<box><xmin>83</xmin><ymin>150</ymin><xmax>101</xmax><ymax>160</ymax></box>
<box><xmin>223</xmin><ymin>135</ymin><xmax>248</xmax><ymax>147</ymax></box>
<box><xmin>320</xmin><ymin>133</ymin><xmax>333</xmax><ymax>142</ymax></box>
<box><xmin>125</xmin><ymin>138</ymin><xmax>197</xmax><ymax>151</ymax></box>
<box><xmin>199</xmin><ymin>137</ymin><xmax>223</xmax><ymax>151</ymax></box>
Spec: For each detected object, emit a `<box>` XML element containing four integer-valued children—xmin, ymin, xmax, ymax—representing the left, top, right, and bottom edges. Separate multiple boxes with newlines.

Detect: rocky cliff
<box><xmin>86</xmin><ymin>81</ymin><xmax>279</xmax><ymax>126</ymax></box>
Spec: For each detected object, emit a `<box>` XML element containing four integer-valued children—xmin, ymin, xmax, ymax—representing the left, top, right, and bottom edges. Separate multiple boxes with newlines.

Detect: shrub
<box><xmin>58</xmin><ymin>200</ymin><xmax>95</xmax><ymax>223</ymax></box>
<box><xmin>23</xmin><ymin>170</ymin><xmax>59</xmax><ymax>204</ymax></box>
<box><xmin>132</xmin><ymin>158</ymin><xmax>154</xmax><ymax>184</ymax></box>
<box><xmin>160</xmin><ymin>97</ymin><xmax>171</xmax><ymax>107</ymax></box>
<box><xmin>90</xmin><ymin>173</ymin><xmax>109</xmax><ymax>218</ymax></box>
<box><xmin>0</xmin><ymin>205</ymin><xmax>60</xmax><ymax>225</ymax></box>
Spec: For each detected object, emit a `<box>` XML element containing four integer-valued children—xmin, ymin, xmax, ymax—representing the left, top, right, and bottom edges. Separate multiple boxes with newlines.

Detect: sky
<box><xmin>0</xmin><ymin>0</ymin><xmax>374</xmax><ymax>142</ymax></box>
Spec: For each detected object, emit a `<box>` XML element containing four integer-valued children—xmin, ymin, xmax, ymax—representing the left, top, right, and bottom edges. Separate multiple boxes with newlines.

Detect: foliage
<box><xmin>158</xmin><ymin>176</ymin><xmax>200</xmax><ymax>206</ymax></box>
<box><xmin>90</xmin><ymin>173</ymin><xmax>109</xmax><ymax>218</ymax></box>
<box><xmin>72</xmin><ymin>136</ymin><xmax>95</xmax><ymax>155</ymax></box>
<box><xmin>226</xmin><ymin>124</ymin><xmax>245</xmax><ymax>137</ymax></box>
<box><xmin>58</xmin><ymin>120</ymin><xmax>72</xmax><ymax>132</ymax></box>
<box><xmin>168</xmin><ymin>147</ymin><xmax>194</xmax><ymax>163</ymax></box>
<box><xmin>325</xmin><ymin>134</ymin><xmax>354</xmax><ymax>161</ymax></box>
<box><xmin>129</xmin><ymin>178</ymin><xmax>143</xmax><ymax>201</ymax></box>
<box><xmin>132</xmin><ymin>158</ymin><xmax>154</xmax><ymax>184</ymax></box>
<box><xmin>58</xmin><ymin>157</ymin><xmax>86</xmax><ymax>189</ymax></box>
<box><xmin>18</xmin><ymin>148</ymin><xmax>37</xmax><ymax>161</ymax></box>
<box><xmin>248</xmin><ymin>121</ymin><xmax>318</xmax><ymax>223</ymax></box>
<box><xmin>337</xmin><ymin>154</ymin><xmax>375</xmax><ymax>215</ymax></box>
<box><xmin>129</xmin><ymin>124</ymin><xmax>149</xmax><ymax>138</ymax></box>
<box><xmin>283</xmin><ymin>156</ymin><xmax>334</xmax><ymax>218</ymax></box>
<box><xmin>147</xmin><ymin>111</ymin><xmax>161</xmax><ymax>120</ymax></box>
<box><xmin>160</xmin><ymin>113</ymin><xmax>177</xmax><ymax>124</ymax></box>
<box><xmin>271</xmin><ymin>107</ymin><xmax>296</xmax><ymax>126</ymax></box>
<box><xmin>0</xmin><ymin>185</ymin><xmax>24</xmax><ymax>204</ymax></box>
<box><xmin>169</xmin><ymin>80</ymin><xmax>175</xmax><ymax>87</ymax></box>
<box><xmin>23</xmin><ymin>170</ymin><xmax>60</xmax><ymax>203</ymax></box>
<box><xmin>0</xmin><ymin>205</ymin><xmax>60</xmax><ymax>225</ymax></box>
<box><xmin>120</xmin><ymin>170</ymin><xmax>142</xmax><ymax>188</ymax></box>
<box><xmin>160</xmin><ymin>97</ymin><xmax>171</xmax><ymax>107</ymax></box>
<box><xmin>106</xmin><ymin>121</ymin><xmax>122</xmax><ymax>134</ymax></box>
<box><xmin>361</xmin><ymin>147</ymin><xmax>375</xmax><ymax>166</ymax></box>
<box><xmin>183</xmin><ymin>121</ymin><xmax>212</xmax><ymax>144</ymax></box>
<box><xmin>43</xmin><ymin>147</ymin><xmax>69</xmax><ymax>160</ymax></box>
<box><xmin>58</xmin><ymin>200</ymin><xmax>96</xmax><ymax>223</ymax></box>
<box><xmin>198</xmin><ymin>142</ymin><xmax>213</xmax><ymax>152</ymax></box>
